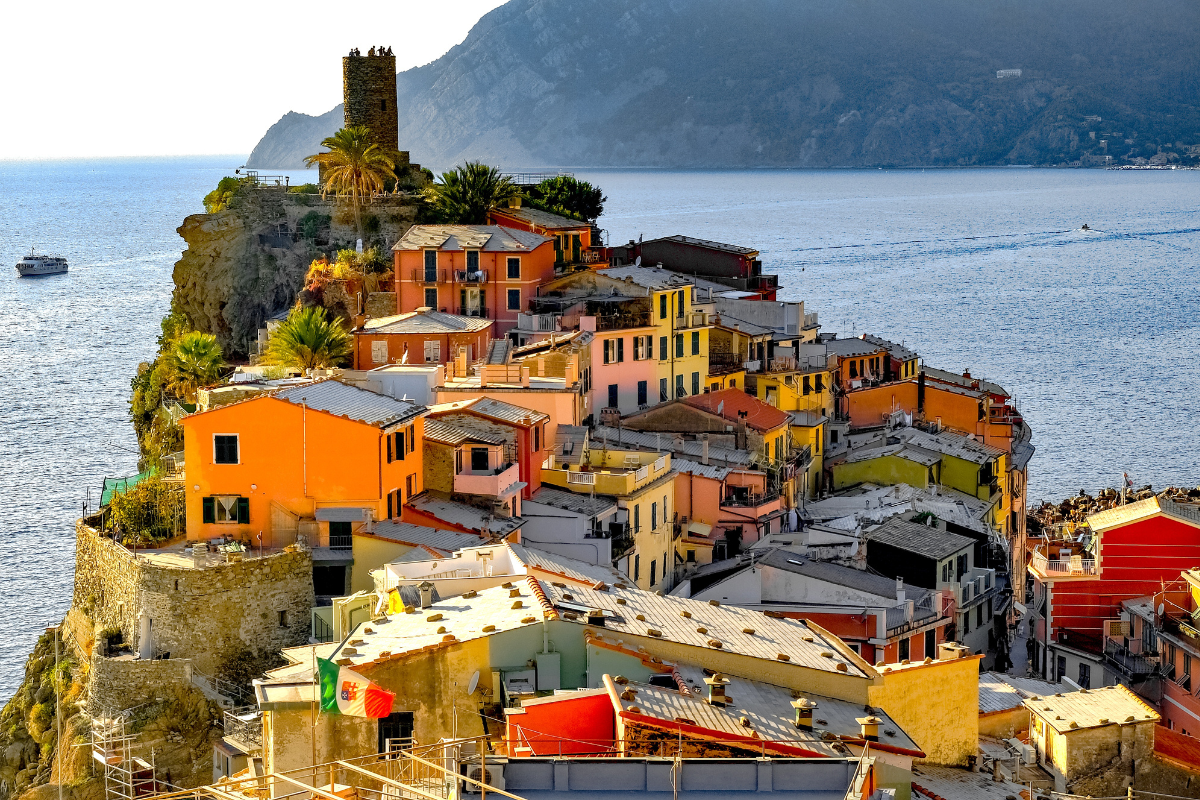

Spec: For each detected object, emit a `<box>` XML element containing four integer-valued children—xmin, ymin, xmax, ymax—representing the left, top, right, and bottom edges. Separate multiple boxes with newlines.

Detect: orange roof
<box><xmin>683</xmin><ymin>389</ymin><xmax>789</xmax><ymax>433</ymax></box>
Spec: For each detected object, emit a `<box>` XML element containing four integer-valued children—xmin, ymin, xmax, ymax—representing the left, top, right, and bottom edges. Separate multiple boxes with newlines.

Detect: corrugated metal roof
<box><xmin>648</xmin><ymin>234</ymin><xmax>758</xmax><ymax>256</ymax></box>
<box><xmin>422</xmin><ymin>418</ymin><xmax>506</xmax><ymax>447</ymax></box>
<box><xmin>755</xmin><ymin>551</ymin><xmax>929</xmax><ymax>603</ymax></box>
<box><xmin>978</xmin><ymin>672</ymin><xmax>1061</xmax><ymax>714</ymax></box>
<box><xmin>542</xmin><ymin>579</ymin><xmax>870</xmax><ymax>678</ymax></box>
<box><xmin>369</xmin><ymin>520</ymin><xmax>486</xmax><ymax>552</ymax></box>
<box><xmin>671</xmin><ymin>458</ymin><xmax>733</xmax><ymax>482</ymax></box>
<box><xmin>393</xmin><ymin>225</ymin><xmax>549</xmax><ymax>252</ymax></box>
<box><xmin>507</xmin><ymin>543</ymin><xmax>623</xmax><ymax>586</ymax></box>
<box><xmin>865</xmin><ymin>516</ymin><xmax>974</xmax><ymax>561</ymax></box>
<box><xmin>407</xmin><ymin>493</ymin><xmax>525</xmax><ymax>536</ymax></box>
<box><xmin>1024</xmin><ymin>685</ymin><xmax>1159</xmax><ymax>733</ymax></box>
<box><xmin>273</xmin><ymin>379</ymin><xmax>425</xmax><ymax>428</ymax></box>
<box><xmin>362</xmin><ymin>310</ymin><xmax>492</xmax><ymax>334</ymax></box>
<box><xmin>468</xmin><ymin>396</ymin><xmax>550</xmax><ymax>426</ymax></box>
<box><xmin>527</xmin><ymin>486</ymin><xmax>618</xmax><ymax>518</ymax></box>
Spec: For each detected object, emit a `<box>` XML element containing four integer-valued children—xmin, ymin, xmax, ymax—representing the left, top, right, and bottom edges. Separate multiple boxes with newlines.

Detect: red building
<box><xmin>487</xmin><ymin>204</ymin><xmax>605</xmax><ymax>269</ymax></box>
<box><xmin>393</xmin><ymin>225</ymin><xmax>556</xmax><ymax>337</ymax></box>
<box><xmin>1028</xmin><ymin>497</ymin><xmax>1200</xmax><ymax>689</ymax></box>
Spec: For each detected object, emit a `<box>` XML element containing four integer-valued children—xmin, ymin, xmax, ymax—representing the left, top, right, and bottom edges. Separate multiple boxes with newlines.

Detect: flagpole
<box><xmin>311</xmin><ymin>644</ymin><xmax>318</xmax><ymax>771</ymax></box>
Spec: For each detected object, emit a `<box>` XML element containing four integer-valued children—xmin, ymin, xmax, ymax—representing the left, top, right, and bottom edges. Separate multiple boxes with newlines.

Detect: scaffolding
<box><xmin>91</xmin><ymin>717</ymin><xmax>158</xmax><ymax>800</ymax></box>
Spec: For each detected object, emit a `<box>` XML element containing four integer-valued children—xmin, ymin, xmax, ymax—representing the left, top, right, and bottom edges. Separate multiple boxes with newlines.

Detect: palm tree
<box><xmin>168</xmin><ymin>332</ymin><xmax>224</xmax><ymax>402</ymax></box>
<box><xmin>304</xmin><ymin>126</ymin><xmax>398</xmax><ymax>242</ymax></box>
<box><xmin>264</xmin><ymin>306</ymin><xmax>352</xmax><ymax>371</ymax></box>
<box><xmin>423</xmin><ymin>161</ymin><xmax>521</xmax><ymax>224</ymax></box>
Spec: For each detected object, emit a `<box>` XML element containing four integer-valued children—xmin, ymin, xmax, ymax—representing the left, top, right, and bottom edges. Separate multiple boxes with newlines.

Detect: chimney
<box><xmin>895</xmin><ymin>577</ymin><xmax>905</xmax><ymax>606</ymax></box>
<box><xmin>352</xmin><ymin>314</ymin><xmax>368</xmax><ymax>331</ymax></box>
<box><xmin>856</xmin><ymin>715</ymin><xmax>882</xmax><ymax>741</ymax></box>
<box><xmin>587</xmin><ymin>608</ymin><xmax>606</xmax><ymax>627</ymax></box>
<box><xmin>791</xmin><ymin>697</ymin><xmax>817</xmax><ymax>730</ymax></box>
<box><xmin>418</xmin><ymin>580</ymin><xmax>434</xmax><ymax>610</ymax></box>
<box><xmin>704</xmin><ymin>673</ymin><xmax>730</xmax><ymax>707</ymax></box>
<box><xmin>702</xmin><ymin>434</ymin><xmax>710</xmax><ymax>466</ymax></box>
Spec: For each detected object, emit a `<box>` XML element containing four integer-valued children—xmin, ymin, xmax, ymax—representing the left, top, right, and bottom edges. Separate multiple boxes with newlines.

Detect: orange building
<box><xmin>393</xmin><ymin>225</ymin><xmax>556</xmax><ymax>336</ymax></box>
<box><xmin>351</xmin><ymin>308</ymin><xmax>493</xmax><ymax>369</ymax></box>
<box><xmin>181</xmin><ymin>379</ymin><xmax>426</xmax><ymax>550</ymax></box>
<box><xmin>488</xmin><ymin>204</ymin><xmax>604</xmax><ymax>268</ymax></box>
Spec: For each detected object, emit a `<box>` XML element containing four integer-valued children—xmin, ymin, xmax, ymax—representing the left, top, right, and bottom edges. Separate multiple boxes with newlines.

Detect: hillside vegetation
<box><xmin>248</xmin><ymin>0</ymin><xmax>1200</xmax><ymax>169</ymax></box>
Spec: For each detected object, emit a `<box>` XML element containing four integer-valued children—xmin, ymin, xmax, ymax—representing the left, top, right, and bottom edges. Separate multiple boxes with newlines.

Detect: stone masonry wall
<box><xmin>72</xmin><ymin>522</ymin><xmax>314</xmax><ymax>681</ymax></box>
<box><xmin>343</xmin><ymin>52</ymin><xmax>399</xmax><ymax>151</ymax></box>
<box><xmin>86</xmin><ymin>657</ymin><xmax>194</xmax><ymax>717</ymax></box>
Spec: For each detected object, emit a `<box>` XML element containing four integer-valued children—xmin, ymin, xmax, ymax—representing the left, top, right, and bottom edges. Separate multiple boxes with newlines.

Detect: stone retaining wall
<box><xmin>86</xmin><ymin>657</ymin><xmax>193</xmax><ymax>718</ymax></box>
<box><xmin>72</xmin><ymin>522</ymin><xmax>314</xmax><ymax>680</ymax></box>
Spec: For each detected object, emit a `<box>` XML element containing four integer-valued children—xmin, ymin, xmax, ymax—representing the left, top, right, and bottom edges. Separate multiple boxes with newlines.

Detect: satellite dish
<box><xmin>1158</xmin><ymin>603</ymin><xmax>1166</xmax><ymax>617</ymax></box>
<box><xmin>633</xmin><ymin>256</ymin><xmax>642</xmax><ymax>267</ymax></box>
<box><xmin>467</xmin><ymin>670</ymin><xmax>480</xmax><ymax>695</ymax></box>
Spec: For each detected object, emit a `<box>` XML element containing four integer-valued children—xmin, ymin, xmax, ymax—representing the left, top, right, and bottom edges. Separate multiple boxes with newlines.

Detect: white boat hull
<box><xmin>15</xmin><ymin>258</ymin><xmax>68</xmax><ymax>277</ymax></box>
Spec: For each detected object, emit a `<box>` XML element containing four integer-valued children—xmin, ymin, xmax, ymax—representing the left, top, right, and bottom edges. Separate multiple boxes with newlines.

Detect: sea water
<box><xmin>1</xmin><ymin>159</ymin><xmax>1197</xmax><ymax>699</ymax></box>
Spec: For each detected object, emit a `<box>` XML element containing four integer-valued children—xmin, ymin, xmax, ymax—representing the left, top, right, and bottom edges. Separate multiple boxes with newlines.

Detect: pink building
<box><xmin>581</xmin><ymin>315</ymin><xmax>659</xmax><ymax>417</ymax></box>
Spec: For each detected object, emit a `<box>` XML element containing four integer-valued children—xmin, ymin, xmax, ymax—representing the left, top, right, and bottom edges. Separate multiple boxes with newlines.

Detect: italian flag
<box><xmin>317</xmin><ymin>656</ymin><xmax>395</xmax><ymax>718</ymax></box>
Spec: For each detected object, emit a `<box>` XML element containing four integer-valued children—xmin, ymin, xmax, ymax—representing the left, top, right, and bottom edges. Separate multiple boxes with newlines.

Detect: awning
<box><xmin>315</xmin><ymin>507</ymin><xmax>372</xmax><ymax>522</ymax></box>
<box><xmin>1012</xmin><ymin>601</ymin><xmax>1028</xmax><ymax>617</ymax></box>
<box><xmin>687</xmin><ymin>521</ymin><xmax>713</xmax><ymax>537</ymax></box>
<box><xmin>500</xmin><ymin>481</ymin><xmax>529</xmax><ymax>498</ymax></box>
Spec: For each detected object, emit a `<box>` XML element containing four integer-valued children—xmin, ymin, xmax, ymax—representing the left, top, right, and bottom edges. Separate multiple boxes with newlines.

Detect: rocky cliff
<box><xmin>172</xmin><ymin>188</ymin><xmax>421</xmax><ymax>356</ymax></box>
<box><xmin>248</xmin><ymin>0</ymin><xmax>1200</xmax><ymax>170</ymax></box>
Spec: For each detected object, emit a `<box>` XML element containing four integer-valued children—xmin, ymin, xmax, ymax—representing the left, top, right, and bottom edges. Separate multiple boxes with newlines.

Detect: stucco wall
<box><xmin>73</xmin><ymin>522</ymin><xmax>314</xmax><ymax>679</ymax></box>
<box><xmin>867</xmin><ymin>656</ymin><xmax>981</xmax><ymax>766</ymax></box>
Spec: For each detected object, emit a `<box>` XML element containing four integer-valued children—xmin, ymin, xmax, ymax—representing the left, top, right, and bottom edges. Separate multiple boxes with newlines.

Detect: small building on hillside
<box><xmin>488</xmin><ymin>203</ymin><xmax>602</xmax><ymax>269</ymax></box>
<box><xmin>1024</xmin><ymin>685</ymin><xmax>1159</xmax><ymax>789</ymax></box>
<box><xmin>351</xmin><ymin>308</ymin><xmax>493</xmax><ymax>369</ymax></box>
<box><xmin>614</xmin><ymin>235</ymin><xmax>779</xmax><ymax>301</ymax></box>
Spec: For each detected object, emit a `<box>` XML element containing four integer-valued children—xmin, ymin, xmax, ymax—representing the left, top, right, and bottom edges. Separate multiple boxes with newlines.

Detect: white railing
<box><xmin>567</xmin><ymin>472</ymin><xmax>596</xmax><ymax>486</ymax></box>
<box><xmin>654</xmin><ymin>455</ymin><xmax>667</xmax><ymax>472</ymax></box>
<box><xmin>1031</xmin><ymin>551</ymin><xmax>1097</xmax><ymax>575</ymax></box>
<box><xmin>635</xmin><ymin>465</ymin><xmax>649</xmax><ymax>482</ymax></box>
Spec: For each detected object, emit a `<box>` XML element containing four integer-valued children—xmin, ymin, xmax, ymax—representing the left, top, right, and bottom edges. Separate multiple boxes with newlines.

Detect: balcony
<box><xmin>749</xmin><ymin>274</ymin><xmax>779</xmax><ymax>292</ymax></box>
<box><xmin>887</xmin><ymin>593</ymin><xmax>943</xmax><ymax>637</ymax></box>
<box><xmin>594</xmin><ymin>311</ymin><xmax>652</xmax><ymax>331</ymax></box>
<box><xmin>544</xmin><ymin>452</ymin><xmax>671</xmax><ymax>497</ymax></box>
<box><xmin>950</xmin><ymin>568</ymin><xmax>996</xmax><ymax>607</ymax></box>
<box><xmin>1104</xmin><ymin>638</ymin><xmax>1161</xmax><ymax>679</ymax></box>
<box><xmin>517</xmin><ymin>313</ymin><xmax>561</xmax><ymax>332</ymax></box>
<box><xmin>673</xmin><ymin>311</ymin><xmax>711</xmax><ymax>330</ymax></box>
<box><xmin>719</xmin><ymin>490</ymin><xmax>782</xmax><ymax>519</ymax></box>
<box><xmin>455</xmin><ymin>269</ymin><xmax>489</xmax><ymax>284</ymax></box>
<box><xmin>454</xmin><ymin>461</ymin><xmax>521</xmax><ymax>498</ymax></box>
<box><xmin>410</xmin><ymin>268</ymin><xmax>448</xmax><ymax>284</ymax></box>
<box><xmin>765</xmin><ymin>354</ymin><xmax>827</xmax><ymax>373</ymax></box>
<box><xmin>1029</xmin><ymin>549</ymin><xmax>1097</xmax><ymax>578</ymax></box>
<box><xmin>223</xmin><ymin>706</ymin><xmax>263</xmax><ymax>751</ymax></box>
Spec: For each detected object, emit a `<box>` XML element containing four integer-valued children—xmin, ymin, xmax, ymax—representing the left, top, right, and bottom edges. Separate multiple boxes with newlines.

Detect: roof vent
<box><xmin>587</xmin><ymin>608</ymin><xmax>606</xmax><ymax>627</ymax></box>
<box><xmin>857</xmin><ymin>715</ymin><xmax>882</xmax><ymax>741</ymax></box>
<box><xmin>418</xmin><ymin>581</ymin><xmax>435</xmax><ymax>609</ymax></box>
<box><xmin>792</xmin><ymin>697</ymin><xmax>817</xmax><ymax>730</ymax></box>
<box><xmin>704</xmin><ymin>673</ymin><xmax>731</xmax><ymax>707</ymax></box>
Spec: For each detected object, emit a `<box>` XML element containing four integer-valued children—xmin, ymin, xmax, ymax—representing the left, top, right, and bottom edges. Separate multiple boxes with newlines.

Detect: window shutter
<box><xmin>202</xmin><ymin>497</ymin><xmax>215</xmax><ymax>524</ymax></box>
<box><xmin>617</xmin><ymin>338</ymin><xmax>624</xmax><ymax>363</ymax></box>
<box><xmin>397</xmin><ymin>431</ymin><xmax>405</xmax><ymax>460</ymax></box>
<box><xmin>387</xmin><ymin>436</ymin><xmax>393</xmax><ymax>463</ymax></box>
<box><xmin>236</xmin><ymin>497</ymin><xmax>250</xmax><ymax>525</ymax></box>
<box><xmin>387</xmin><ymin>492</ymin><xmax>394</xmax><ymax>520</ymax></box>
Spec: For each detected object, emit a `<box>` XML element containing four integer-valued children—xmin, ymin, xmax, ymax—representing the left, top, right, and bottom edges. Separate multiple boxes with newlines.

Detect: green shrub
<box><xmin>203</xmin><ymin>176</ymin><xmax>244</xmax><ymax>213</ymax></box>
<box><xmin>298</xmin><ymin>211</ymin><xmax>331</xmax><ymax>241</ymax></box>
<box><xmin>109</xmin><ymin>476</ymin><xmax>183</xmax><ymax>543</ymax></box>
<box><xmin>289</xmin><ymin>183</ymin><xmax>321</xmax><ymax>195</ymax></box>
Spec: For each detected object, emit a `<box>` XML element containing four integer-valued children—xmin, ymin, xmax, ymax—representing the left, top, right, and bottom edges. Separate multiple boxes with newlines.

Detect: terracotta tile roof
<box><xmin>683</xmin><ymin>388</ymin><xmax>790</xmax><ymax>433</ymax></box>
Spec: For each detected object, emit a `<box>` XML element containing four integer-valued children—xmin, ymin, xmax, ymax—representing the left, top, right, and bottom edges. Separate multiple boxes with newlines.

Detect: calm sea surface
<box><xmin>1</xmin><ymin>160</ymin><xmax>1197</xmax><ymax>700</ymax></box>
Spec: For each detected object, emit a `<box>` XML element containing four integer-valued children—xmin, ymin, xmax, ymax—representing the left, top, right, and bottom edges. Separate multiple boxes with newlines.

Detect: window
<box><xmin>533</xmin><ymin>425</ymin><xmax>540</xmax><ymax>452</ymax></box>
<box><xmin>424</xmin><ymin>287</ymin><xmax>437</xmax><ymax>308</ymax></box>
<box><xmin>729</xmin><ymin>378</ymin><xmax>736</xmax><ymax>388</ymax></box>
<box><xmin>507</xmin><ymin>289</ymin><xmax>521</xmax><ymax>310</ymax></box>
<box><xmin>395</xmin><ymin>430</ymin><xmax>406</xmax><ymax>460</ymax></box>
<box><xmin>423</xmin><ymin>340</ymin><xmax>441</xmax><ymax>363</ymax></box>
<box><xmin>387</xmin><ymin>491</ymin><xmax>394</xmax><ymax>519</ymax></box>
<box><xmin>925</xmin><ymin>629</ymin><xmax>936</xmax><ymax>658</ymax></box>
<box><xmin>278</xmin><ymin>610</ymin><xmax>288</xmax><ymax>628</ymax></box>
<box><xmin>962</xmin><ymin>612</ymin><xmax>970</xmax><ymax>635</ymax></box>
<box><xmin>507</xmin><ymin>257</ymin><xmax>520</xmax><ymax>280</ymax></box>
<box><xmin>371</xmin><ymin>340</ymin><xmax>388</xmax><ymax>364</ymax></box>
<box><xmin>634</xmin><ymin>505</ymin><xmax>641</xmax><ymax>532</ymax></box>
<box><xmin>214</xmin><ymin>434</ymin><xmax>239</xmax><ymax>464</ymax></box>
<box><xmin>651</xmin><ymin>502</ymin><xmax>658</xmax><ymax>530</ymax></box>
<box><xmin>675</xmin><ymin>335</ymin><xmax>684</xmax><ymax>358</ymax></box>
<box><xmin>691</xmin><ymin>372</ymin><xmax>700</xmax><ymax>396</ymax></box>
<box><xmin>660</xmin><ymin>378</ymin><xmax>669</xmax><ymax>402</ymax></box>
<box><xmin>676</xmin><ymin>290</ymin><xmax>685</xmax><ymax>312</ymax></box>
<box><xmin>424</xmin><ymin>249</ymin><xmax>437</xmax><ymax>280</ymax></box>
<box><xmin>849</xmin><ymin>361</ymin><xmax>858</xmax><ymax>378</ymax></box>
<box><xmin>650</xmin><ymin>559</ymin><xmax>657</xmax><ymax>587</ymax></box>
<box><xmin>634</xmin><ymin>554</ymin><xmax>640</xmax><ymax>581</ymax></box>
<box><xmin>675</xmin><ymin>374</ymin><xmax>685</xmax><ymax>398</ymax></box>
<box><xmin>691</xmin><ymin>331</ymin><xmax>700</xmax><ymax>355</ymax></box>
<box><xmin>466</xmin><ymin>250</ymin><xmax>480</xmax><ymax>273</ymax></box>
<box><xmin>815</xmin><ymin>374</ymin><xmax>824</xmax><ymax>392</ymax></box>
<box><xmin>659</xmin><ymin>336</ymin><xmax>668</xmax><ymax>360</ymax></box>
<box><xmin>471</xmin><ymin>447</ymin><xmax>489</xmax><ymax>472</ymax></box>
<box><xmin>604</xmin><ymin>338</ymin><xmax>625</xmax><ymax>364</ymax></box>
<box><xmin>956</xmin><ymin>554</ymin><xmax>968</xmax><ymax>581</ymax></box>
<box><xmin>659</xmin><ymin>294</ymin><xmax>667</xmax><ymax>319</ymax></box>
<box><xmin>898</xmin><ymin>636</ymin><xmax>909</xmax><ymax>662</ymax></box>
<box><xmin>1056</xmin><ymin>655</ymin><xmax>1066</xmax><ymax>682</ymax></box>
<box><xmin>608</xmin><ymin>384</ymin><xmax>618</xmax><ymax>409</ymax></box>
<box><xmin>1078</xmin><ymin>663</ymin><xmax>1091</xmax><ymax>689</ymax></box>
<box><xmin>775</xmin><ymin>435</ymin><xmax>783</xmax><ymax>460</ymax></box>
<box><xmin>637</xmin><ymin>381</ymin><xmax>647</xmax><ymax>406</ymax></box>
<box><xmin>634</xmin><ymin>335</ymin><xmax>653</xmax><ymax>360</ymax></box>
<box><xmin>406</xmin><ymin>474</ymin><xmax>413</xmax><ymax>498</ymax></box>
<box><xmin>202</xmin><ymin>495</ymin><xmax>248</xmax><ymax>524</ymax></box>
<box><xmin>977</xmin><ymin>603</ymin><xmax>984</xmax><ymax>627</ymax></box>
<box><xmin>802</xmin><ymin>375</ymin><xmax>811</xmax><ymax>395</ymax></box>
<box><xmin>686</xmin><ymin>549</ymin><xmax>696</xmax><ymax>563</ymax></box>
<box><xmin>329</xmin><ymin>521</ymin><xmax>352</xmax><ymax>549</ymax></box>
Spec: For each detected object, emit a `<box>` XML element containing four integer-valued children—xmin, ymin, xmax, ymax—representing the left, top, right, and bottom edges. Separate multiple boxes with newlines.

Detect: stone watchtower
<box><xmin>344</xmin><ymin>47</ymin><xmax>399</xmax><ymax>152</ymax></box>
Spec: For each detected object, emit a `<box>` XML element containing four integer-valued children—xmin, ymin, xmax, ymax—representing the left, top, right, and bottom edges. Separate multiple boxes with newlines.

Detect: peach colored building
<box><xmin>351</xmin><ymin>308</ymin><xmax>493</xmax><ymax>369</ymax></box>
<box><xmin>393</xmin><ymin>225</ymin><xmax>556</xmax><ymax>337</ymax></box>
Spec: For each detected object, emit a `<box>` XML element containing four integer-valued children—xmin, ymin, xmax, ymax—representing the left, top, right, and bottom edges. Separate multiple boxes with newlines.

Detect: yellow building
<box><xmin>867</xmin><ymin>650</ymin><xmax>983</xmax><ymax>766</ymax></box>
<box><xmin>1024</xmin><ymin>685</ymin><xmax>1159</xmax><ymax>789</ymax></box>
<box><xmin>542</xmin><ymin>442</ymin><xmax>677</xmax><ymax>591</ymax></box>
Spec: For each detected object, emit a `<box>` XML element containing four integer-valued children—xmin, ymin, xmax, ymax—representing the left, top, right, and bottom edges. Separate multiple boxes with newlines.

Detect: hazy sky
<box><xmin>2</xmin><ymin>0</ymin><xmax>507</xmax><ymax>160</ymax></box>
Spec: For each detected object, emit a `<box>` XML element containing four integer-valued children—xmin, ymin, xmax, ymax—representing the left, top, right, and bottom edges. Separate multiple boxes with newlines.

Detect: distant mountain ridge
<box><xmin>248</xmin><ymin>0</ymin><xmax>1200</xmax><ymax>170</ymax></box>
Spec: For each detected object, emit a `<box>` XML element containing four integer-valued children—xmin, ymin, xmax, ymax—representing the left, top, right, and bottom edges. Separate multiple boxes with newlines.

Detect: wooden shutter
<box><xmin>617</xmin><ymin>337</ymin><xmax>624</xmax><ymax>363</ymax></box>
<box><xmin>387</xmin><ymin>436</ymin><xmax>393</xmax><ymax>463</ymax></box>
<box><xmin>236</xmin><ymin>497</ymin><xmax>250</xmax><ymax>524</ymax></box>
<box><xmin>396</xmin><ymin>431</ymin><xmax>405</xmax><ymax>460</ymax></box>
<box><xmin>202</xmin><ymin>497</ymin><xmax>215</xmax><ymax>524</ymax></box>
<box><xmin>387</xmin><ymin>492</ymin><xmax>394</xmax><ymax>520</ymax></box>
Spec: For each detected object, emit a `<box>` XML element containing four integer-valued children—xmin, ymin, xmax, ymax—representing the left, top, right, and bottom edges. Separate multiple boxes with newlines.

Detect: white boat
<box><xmin>15</xmin><ymin>250</ymin><xmax>68</xmax><ymax>277</ymax></box>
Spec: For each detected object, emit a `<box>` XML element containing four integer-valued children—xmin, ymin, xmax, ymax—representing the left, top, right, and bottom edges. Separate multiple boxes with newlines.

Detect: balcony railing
<box><xmin>1030</xmin><ymin>550</ymin><xmax>1097</xmax><ymax>576</ymax></box>
<box><xmin>594</xmin><ymin>312</ymin><xmax>652</xmax><ymax>331</ymax></box>
<box><xmin>720</xmin><ymin>490</ymin><xmax>781</xmax><ymax>510</ymax></box>
<box><xmin>410</xmin><ymin>268</ymin><xmax>448</xmax><ymax>284</ymax></box>
<box><xmin>517</xmin><ymin>313</ymin><xmax>561</xmax><ymax>332</ymax></box>
<box><xmin>1104</xmin><ymin>638</ymin><xmax>1160</xmax><ymax>678</ymax></box>
<box><xmin>223</xmin><ymin>707</ymin><xmax>263</xmax><ymax>750</ymax></box>
<box><xmin>458</xmin><ymin>306</ymin><xmax>492</xmax><ymax>319</ymax></box>
<box><xmin>766</xmin><ymin>354</ymin><xmax>827</xmax><ymax>373</ymax></box>
<box><xmin>455</xmin><ymin>269</ymin><xmax>489</xmax><ymax>283</ymax></box>
<box><xmin>454</xmin><ymin>462</ymin><xmax>520</xmax><ymax>498</ymax></box>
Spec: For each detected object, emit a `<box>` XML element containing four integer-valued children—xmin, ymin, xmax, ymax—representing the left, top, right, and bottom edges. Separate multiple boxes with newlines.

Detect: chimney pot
<box><xmin>418</xmin><ymin>580</ymin><xmax>435</xmax><ymax>609</ymax></box>
<box><xmin>704</xmin><ymin>673</ymin><xmax>731</xmax><ymax>706</ymax></box>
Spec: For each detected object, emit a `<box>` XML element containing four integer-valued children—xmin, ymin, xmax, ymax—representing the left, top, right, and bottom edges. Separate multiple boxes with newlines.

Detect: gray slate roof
<box><xmin>422</xmin><ymin>418</ymin><xmax>506</xmax><ymax>447</ymax></box>
<box><xmin>646</xmin><ymin>234</ymin><xmax>758</xmax><ymax>256</ymax></box>
<box><xmin>824</xmin><ymin>337</ymin><xmax>888</xmax><ymax>358</ymax></box>
<box><xmin>495</xmin><ymin>206</ymin><xmax>588</xmax><ymax>230</ymax></box>
<box><xmin>756</xmin><ymin>550</ymin><xmax>929</xmax><ymax>602</ymax></box>
<box><xmin>273</xmin><ymin>379</ymin><xmax>425</xmax><ymax>429</ymax></box>
<box><xmin>467</xmin><ymin>396</ymin><xmax>550</xmax><ymax>425</ymax></box>
<box><xmin>407</xmin><ymin>493</ymin><xmax>525</xmax><ymax>536</ymax></box>
<box><xmin>592</xmin><ymin>425</ymin><xmax>754</xmax><ymax>467</ymax></box>
<box><xmin>362</xmin><ymin>310</ymin><xmax>492</xmax><ymax>334</ymax></box>
<box><xmin>865</xmin><ymin>516</ymin><xmax>974</xmax><ymax>561</ymax></box>
<box><xmin>670</xmin><ymin>458</ymin><xmax>734</xmax><ymax>482</ymax></box>
<box><xmin>369</xmin><ymin>521</ymin><xmax>485</xmax><ymax>553</ymax></box>
<box><xmin>393</xmin><ymin>225</ymin><xmax>549</xmax><ymax>252</ymax></box>
<box><xmin>859</xmin><ymin>334</ymin><xmax>917</xmax><ymax>362</ymax></box>
<box><xmin>527</xmin><ymin>486</ymin><xmax>618</xmax><ymax>518</ymax></box>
